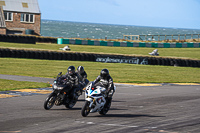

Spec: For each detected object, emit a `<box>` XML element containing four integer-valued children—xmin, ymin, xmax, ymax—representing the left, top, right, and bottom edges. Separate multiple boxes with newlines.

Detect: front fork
<box><xmin>85</xmin><ymin>97</ymin><xmax>94</xmax><ymax>108</ymax></box>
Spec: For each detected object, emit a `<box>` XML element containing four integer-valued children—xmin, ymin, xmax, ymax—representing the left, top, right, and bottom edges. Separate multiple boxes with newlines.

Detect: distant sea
<box><xmin>41</xmin><ymin>19</ymin><xmax>200</xmax><ymax>40</ymax></box>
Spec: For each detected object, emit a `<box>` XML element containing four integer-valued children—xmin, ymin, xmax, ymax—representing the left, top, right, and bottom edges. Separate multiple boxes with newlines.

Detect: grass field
<box><xmin>0</xmin><ymin>42</ymin><xmax>200</xmax><ymax>91</ymax></box>
<box><xmin>0</xmin><ymin>42</ymin><xmax>200</xmax><ymax>60</ymax></box>
<box><xmin>1</xmin><ymin>58</ymin><xmax>200</xmax><ymax>83</ymax></box>
<box><xmin>0</xmin><ymin>79</ymin><xmax>50</xmax><ymax>91</ymax></box>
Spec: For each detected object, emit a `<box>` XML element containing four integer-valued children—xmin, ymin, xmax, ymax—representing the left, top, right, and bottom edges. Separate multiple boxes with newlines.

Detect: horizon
<box><xmin>41</xmin><ymin>19</ymin><xmax>200</xmax><ymax>31</ymax></box>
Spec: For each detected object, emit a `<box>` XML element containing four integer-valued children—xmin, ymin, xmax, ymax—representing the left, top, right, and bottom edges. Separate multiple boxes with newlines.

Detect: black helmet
<box><xmin>67</xmin><ymin>66</ymin><xmax>75</xmax><ymax>75</ymax></box>
<box><xmin>100</xmin><ymin>69</ymin><xmax>109</xmax><ymax>79</ymax></box>
<box><xmin>77</xmin><ymin>66</ymin><xmax>84</xmax><ymax>74</ymax></box>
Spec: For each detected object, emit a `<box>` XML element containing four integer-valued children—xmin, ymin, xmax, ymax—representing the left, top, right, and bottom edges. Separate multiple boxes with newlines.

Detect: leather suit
<box><xmin>93</xmin><ymin>75</ymin><xmax>114</xmax><ymax>98</ymax></box>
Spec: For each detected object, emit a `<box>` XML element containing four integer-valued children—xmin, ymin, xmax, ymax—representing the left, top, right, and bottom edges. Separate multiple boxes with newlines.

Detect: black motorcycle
<box><xmin>44</xmin><ymin>72</ymin><xmax>81</xmax><ymax>110</ymax></box>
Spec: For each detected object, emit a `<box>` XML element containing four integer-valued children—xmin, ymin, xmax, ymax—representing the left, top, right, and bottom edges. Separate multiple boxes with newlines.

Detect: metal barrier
<box><xmin>123</xmin><ymin>34</ymin><xmax>200</xmax><ymax>42</ymax></box>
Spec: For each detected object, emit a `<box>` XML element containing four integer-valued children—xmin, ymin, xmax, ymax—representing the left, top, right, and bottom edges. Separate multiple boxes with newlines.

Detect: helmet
<box><xmin>77</xmin><ymin>66</ymin><xmax>84</xmax><ymax>74</ymax></box>
<box><xmin>100</xmin><ymin>69</ymin><xmax>109</xmax><ymax>79</ymax></box>
<box><xmin>67</xmin><ymin>66</ymin><xmax>75</xmax><ymax>75</ymax></box>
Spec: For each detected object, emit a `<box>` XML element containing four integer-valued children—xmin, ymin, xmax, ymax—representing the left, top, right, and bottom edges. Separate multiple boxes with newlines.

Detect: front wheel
<box><xmin>81</xmin><ymin>101</ymin><xmax>90</xmax><ymax>117</ymax></box>
<box><xmin>44</xmin><ymin>93</ymin><xmax>56</xmax><ymax>110</ymax></box>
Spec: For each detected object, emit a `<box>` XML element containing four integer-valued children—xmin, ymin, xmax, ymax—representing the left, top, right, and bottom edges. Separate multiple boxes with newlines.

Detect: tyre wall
<box><xmin>1</xmin><ymin>34</ymin><xmax>199</xmax><ymax>47</ymax></box>
<box><xmin>0</xmin><ymin>34</ymin><xmax>57</xmax><ymax>44</ymax></box>
<box><xmin>0</xmin><ymin>48</ymin><xmax>199</xmax><ymax>68</ymax></box>
<box><xmin>0</xmin><ymin>34</ymin><xmax>36</xmax><ymax>44</ymax></box>
<box><xmin>58</xmin><ymin>38</ymin><xmax>200</xmax><ymax>48</ymax></box>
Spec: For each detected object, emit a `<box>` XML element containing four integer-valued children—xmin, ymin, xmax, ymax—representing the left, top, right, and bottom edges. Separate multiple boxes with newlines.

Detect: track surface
<box><xmin>0</xmin><ymin>84</ymin><xmax>200</xmax><ymax>133</ymax></box>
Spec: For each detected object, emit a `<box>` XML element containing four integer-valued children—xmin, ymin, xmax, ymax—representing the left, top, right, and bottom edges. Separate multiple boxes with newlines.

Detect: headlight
<box><xmin>53</xmin><ymin>85</ymin><xmax>63</xmax><ymax>90</ymax></box>
<box><xmin>57</xmin><ymin>87</ymin><xmax>64</xmax><ymax>90</ymax></box>
<box><xmin>53</xmin><ymin>85</ymin><xmax>57</xmax><ymax>89</ymax></box>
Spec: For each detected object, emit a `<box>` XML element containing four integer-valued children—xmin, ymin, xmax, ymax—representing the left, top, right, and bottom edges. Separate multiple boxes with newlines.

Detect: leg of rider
<box><xmin>106</xmin><ymin>85</ymin><xmax>114</xmax><ymax>103</ymax></box>
<box><xmin>72</xmin><ymin>87</ymin><xmax>79</xmax><ymax>100</ymax></box>
<box><xmin>62</xmin><ymin>84</ymin><xmax>72</xmax><ymax>102</ymax></box>
<box><xmin>79</xmin><ymin>83</ymin><xmax>84</xmax><ymax>95</ymax></box>
<box><xmin>85</xmin><ymin>79</ymin><xmax>89</xmax><ymax>86</ymax></box>
<box><xmin>76</xmin><ymin>84</ymin><xmax>82</xmax><ymax>95</ymax></box>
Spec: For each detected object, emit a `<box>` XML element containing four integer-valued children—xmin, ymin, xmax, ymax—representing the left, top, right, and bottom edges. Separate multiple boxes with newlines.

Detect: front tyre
<box><xmin>44</xmin><ymin>93</ymin><xmax>56</xmax><ymax>110</ymax></box>
<box><xmin>81</xmin><ymin>101</ymin><xmax>90</xmax><ymax>117</ymax></box>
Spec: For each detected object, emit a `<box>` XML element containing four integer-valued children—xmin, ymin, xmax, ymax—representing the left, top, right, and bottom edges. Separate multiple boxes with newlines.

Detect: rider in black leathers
<box><xmin>93</xmin><ymin>69</ymin><xmax>115</xmax><ymax>103</ymax></box>
<box><xmin>61</xmin><ymin>66</ymin><xmax>80</xmax><ymax>101</ymax></box>
<box><xmin>76</xmin><ymin>66</ymin><xmax>89</xmax><ymax>93</ymax></box>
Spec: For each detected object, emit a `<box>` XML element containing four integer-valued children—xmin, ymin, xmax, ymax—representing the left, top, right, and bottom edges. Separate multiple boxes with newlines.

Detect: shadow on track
<box><xmin>94</xmin><ymin>114</ymin><xmax>165</xmax><ymax>118</ymax></box>
<box><xmin>46</xmin><ymin>107</ymin><xmax>82</xmax><ymax>110</ymax></box>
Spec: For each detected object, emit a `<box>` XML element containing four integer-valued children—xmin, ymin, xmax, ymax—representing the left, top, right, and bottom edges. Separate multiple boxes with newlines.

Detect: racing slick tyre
<box><xmin>65</xmin><ymin>99</ymin><xmax>77</xmax><ymax>109</ymax></box>
<box><xmin>99</xmin><ymin>98</ymin><xmax>112</xmax><ymax>115</ymax></box>
<box><xmin>44</xmin><ymin>93</ymin><xmax>57</xmax><ymax>110</ymax></box>
<box><xmin>81</xmin><ymin>101</ymin><xmax>90</xmax><ymax>117</ymax></box>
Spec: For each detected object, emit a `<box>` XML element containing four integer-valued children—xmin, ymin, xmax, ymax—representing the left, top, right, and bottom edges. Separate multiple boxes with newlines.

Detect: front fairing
<box><xmin>87</xmin><ymin>87</ymin><xmax>102</xmax><ymax>97</ymax></box>
<box><xmin>85</xmin><ymin>82</ymin><xmax>104</xmax><ymax>97</ymax></box>
<box><xmin>85</xmin><ymin>84</ymin><xmax>106</xmax><ymax>112</ymax></box>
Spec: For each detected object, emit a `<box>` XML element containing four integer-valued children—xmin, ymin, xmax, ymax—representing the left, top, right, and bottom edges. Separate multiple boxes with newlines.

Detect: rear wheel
<box><xmin>81</xmin><ymin>101</ymin><xmax>90</xmax><ymax>117</ymax></box>
<box><xmin>44</xmin><ymin>93</ymin><xmax>56</xmax><ymax>110</ymax></box>
<box><xmin>99</xmin><ymin>98</ymin><xmax>111</xmax><ymax>115</ymax></box>
<box><xmin>65</xmin><ymin>93</ymin><xmax>79</xmax><ymax>109</ymax></box>
<box><xmin>65</xmin><ymin>99</ymin><xmax>77</xmax><ymax>109</ymax></box>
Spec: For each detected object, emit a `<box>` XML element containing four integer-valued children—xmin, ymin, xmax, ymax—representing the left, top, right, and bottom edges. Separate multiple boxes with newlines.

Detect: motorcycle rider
<box><xmin>93</xmin><ymin>68</ymin><xmax>115</xmax><ymax>103</ymax></box>
<box><xmin>76</xmin><ymin>66</ymin><xmax>89</xmax><ymax>93</ymax></box>
<box><xmin>61</xmin><ymin>66</ymin><xmax>80</xmax><ymax>101</ymax></box>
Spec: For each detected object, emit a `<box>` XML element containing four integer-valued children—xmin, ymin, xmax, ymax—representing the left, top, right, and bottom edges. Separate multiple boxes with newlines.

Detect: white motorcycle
<box><xmin>81</xmin><ymin>82</ymin><xmax>116</xmax><ymax>117</ymax></box>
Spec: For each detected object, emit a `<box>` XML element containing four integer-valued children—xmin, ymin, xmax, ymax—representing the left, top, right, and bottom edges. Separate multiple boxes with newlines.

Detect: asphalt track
<box><xmin>0</xmin><ymin>75</ymin><xmax>200</xmax><ymax>133</ymax></box>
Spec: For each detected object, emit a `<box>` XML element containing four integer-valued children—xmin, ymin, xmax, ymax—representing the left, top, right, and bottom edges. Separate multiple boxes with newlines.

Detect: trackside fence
<box><xmin>57</xmin><ymin>38</ymin><xmax>200</xmax><ymax>48</ymax></box>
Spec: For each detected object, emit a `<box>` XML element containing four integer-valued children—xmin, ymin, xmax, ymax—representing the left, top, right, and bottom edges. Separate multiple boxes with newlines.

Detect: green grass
<box><xmin>0</xmin><ymin>58</ymin><xmax>200</xmax><ymax>84</ymax></box>
<box><xmin>0</xmin><ymin>42</ymin><xmax>200</xmax><ymax>60</ymax></box>
<box><xmin>0</xmin><ymin>79</ymin><xmax>50</xmax><ymax>91</ymax></box>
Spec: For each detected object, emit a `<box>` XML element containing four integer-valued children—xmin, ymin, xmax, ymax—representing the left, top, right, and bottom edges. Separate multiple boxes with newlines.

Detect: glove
<box><xmin>100</xmin><ymin>88</ymin><xmax>107</xmax><ymax>93</ymax></box>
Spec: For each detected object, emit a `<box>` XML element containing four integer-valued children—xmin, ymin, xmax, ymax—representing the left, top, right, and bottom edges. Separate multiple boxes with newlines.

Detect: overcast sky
<box><xmin>38</xmin><ymin>0</ymin><xmax>200</xmax><ymax>29</ymax></box>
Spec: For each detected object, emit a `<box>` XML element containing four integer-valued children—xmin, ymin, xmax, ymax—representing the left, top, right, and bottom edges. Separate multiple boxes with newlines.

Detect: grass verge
<box><xmin>0</xmin><ymin>79</ymin><xmax>50</xmax><ymax>91</ymax></box>
<box><xmin>0</xmin><ymin>58</ymin><xmax>200</xmax><ymax>85</ymax></box>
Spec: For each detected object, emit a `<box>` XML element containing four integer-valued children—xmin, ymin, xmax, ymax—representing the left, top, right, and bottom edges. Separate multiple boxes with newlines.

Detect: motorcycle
<box><xmin>81</xmin><ymin>82</ymin><xmax>116</xmax><ymax>117</ymax></box>
<box><xmin>44</xmin><ymin>72</ymin><xmax>81</xmax><ymax>110</ymax></box>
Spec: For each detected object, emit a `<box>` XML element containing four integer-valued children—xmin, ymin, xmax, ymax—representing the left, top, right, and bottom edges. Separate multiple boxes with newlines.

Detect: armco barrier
<box><xmin>0</xmin><ymin>48</ymin><xmax>199</xmax><ymax>68</ymax></box>
<box><xmin>58</xmin><ymin>38</ymin><xmax>200</xmax><ymax>48</ymax></box>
